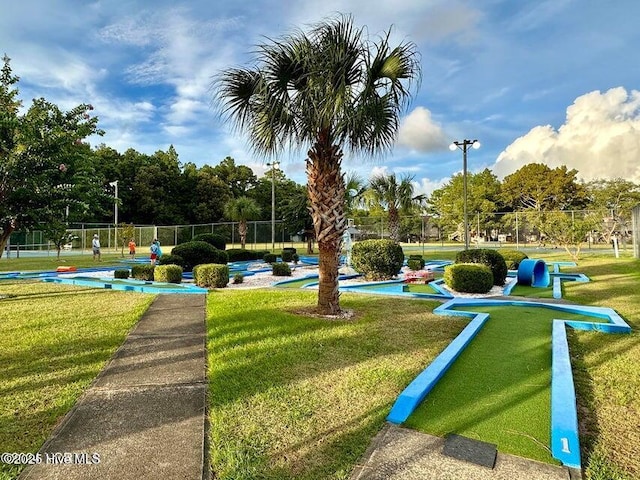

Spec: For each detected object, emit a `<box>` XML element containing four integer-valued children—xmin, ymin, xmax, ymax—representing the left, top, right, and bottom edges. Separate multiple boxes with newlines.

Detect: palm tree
<box><xmin>215</xmin><ymin>15</ymin><xmax>420</xmax><ymax>314</ymax></box>
<box><xmin>345</xmin><ymin>172</ymin><xmax>367</xmax><ymax>215</ymax></box>
<box><xmin>223</xmin><ymin>196</ymin><xmax>261</xmax><ymax>249</ymax></box>
<box><xmin>367</xmin><ymin>172</ymin><xmax>423</xmax><ymax>242</ymax></box>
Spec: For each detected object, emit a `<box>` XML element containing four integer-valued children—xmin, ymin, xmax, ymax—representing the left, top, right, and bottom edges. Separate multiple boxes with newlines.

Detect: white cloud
<box><xmin>412</xmin><ymin>177</ymin><xmax>448</xmax><ymax>197</ymax></box>
<box><xmin>493</xmin><ymin>87</ymin><xmax>640</xmax><ymax>182</ymax></box>
<box><xmin>397</xmin><ymin>107</ymin><xmax>449</xmax><ymax>152</ymax></box>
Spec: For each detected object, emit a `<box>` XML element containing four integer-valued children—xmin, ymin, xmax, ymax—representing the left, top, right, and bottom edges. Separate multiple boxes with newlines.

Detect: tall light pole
<box><xmin>266</xmin><ymin>161</ymin><xmax>280</xmax><ymax>251</ymax></box>
<box><xmin>449</xmin><ymin>139</ymin><xmax>480</xmax><ymax>250</ymax></box>
<box><xmin>109</xmin><ymin>181</ymin><xmax>118</xmax><ymax>250</ymax></box>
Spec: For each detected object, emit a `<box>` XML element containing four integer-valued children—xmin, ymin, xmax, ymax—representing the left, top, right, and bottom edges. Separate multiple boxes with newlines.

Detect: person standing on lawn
<box><xmin>150</xmin><ymin>239</ymin><xmax>160</xmax><ymax>265</ymax></box>
<box><xmin>92</xmin><ymin>234</ymin><xmax>101</xmax><ymax>261</ymax></box>
<box><xmin>128</xmin><ymin>238</ymin><xmax>136</xmax><ymax>260</ymax></box>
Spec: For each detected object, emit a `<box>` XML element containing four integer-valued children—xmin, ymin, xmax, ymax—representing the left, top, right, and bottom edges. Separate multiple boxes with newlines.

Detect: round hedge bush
<box><xmin>499</xmin><ymin>249</ymin><xmax>529</xmax><ymax>270</ymax></box>
<box><xmin>455</xmin><ymin>248</ymin><xmax>508</xmax><ymax>286</ymax></box>
<box><xmin>191</xmin><ymin>233</ymin><xmax>227</xmax><ymax>250</ymax></box>
<box><xmin>281</xmin><ymin>248</ymin><xmax>297</xmax><ymax>262</ymax></box>
<box><xmin>157</xmin><ymin>254</ymin><xmax>185</xmax><ymax>268</ymax></box>
<box><xmin>154</xmin><ymin>265</ymin><xmax>183</xmax><ymax>284</ymax></box>
<box><xmin>131</xmin><ymin>264</ymin><xmax>155</xmax><ymax>281</ymax></box>
<box><xmin>226</xmin><ymin>248</ymin><xmax>258</xmax><ymax>262</ymax></box>
<box><xmin>407</xmin><ymin>259</ymin><xmax>423</xmax><ymax>271</ymax></box>
<box><xmin>171</xmin><ymin>241</ymin><xmax>228</xmax><ymax>272</ymax></box>
<box><xmin>263</xmin><ymin>253</ymin><xmax>277</xmax><ymax>264</ymax></box>
<box><xmin>272</xmin><ymin>262</ymin><xmax>292</xmax><ymax>276</ymax></box>
<box><xmin>114</xmin><ymin>269</ymin><xmax>130</xmax><ymax>279</ymax></box>
<box><xmin>351</xmin><ymin>239</ymin><xmax>404</xmax><ymax>281</ymax></box>
<box><xmin>193</xmin><ymin>263</ymin><xmax>229</xmax><ymax>288</ymax></box>
<box><xmin>444</xmin><ymin>263</ymin><xmax>493</xmax><ymax>293</ymax></box>
<box><xmin>408</xmin><ymin>254</ymin><xmax>425</xmax><ymax>269</ymax></box>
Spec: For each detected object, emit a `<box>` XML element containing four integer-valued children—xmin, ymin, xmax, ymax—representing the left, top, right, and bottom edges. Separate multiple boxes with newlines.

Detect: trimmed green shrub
<box><xmin>192</xmin><ymin>233</ymin><xmax>227</xmax><ymax>250</ymax></box>
<box><xmin>407</xmin><ymin>259</ymin><xmax>423</xmax><ymax>271</ymax></box>
<box><xmin>281</xmin><ymin>248</ymin><xmax>297</xmax><ymax>262</ymax></box>
<box><xmin>154</xmin><ymin>265</ymin><xmax>183</xmax><ymax>284</ymax></box>
<box><xmin>263</xmin><ymin>253</ymin><xmax>277</xmax><ymax>264</ymax></box>
<box><xmin>233</xmin><ymin>273</ymin><xmax>244</xmax><ymax>284</ymax></box>
<box><xmin>253</xmin><ymin>250</ymin><xmax>270</xmax><ymax>260</ymax></box>
<box><xmin>444</xmin><ymin>263</ymin><xmax>493</xmax><ymax>293</ymax></box>
<box><xmin>351</xmin><ymin>239</ymin><xmax>404</xmax><ymax>281</ymax></box>
<box><xmin>193</xmin><ymin>263</ymin><xmax>229</xmax><ymax>288</ymax></box>
<box><xmin>408</xmin><ymin>254</ymin><xmax>426</xmax><ymax>269</ymax></box>
<box><xmin>455</xmin><ymin>248</ymin><xmax>508</xmax><ymax>286</ymax></box>
<box><xmin>292</xmin><ymin>253</ymin><xmax>299</xmax><ymax>264</ymax></box>
<box><xmin>226</xmin><ymin>248</ymin><xmax>258</xmax><ymax>262</ymax></box>
<box><xmin>131</xmin><ymin>264</ymin><xmax>155</xmax><ymax>281</ymax></box>
<box><xmin>500</xmin><ymin>249</ymin><xmax>529</xmax><ymax>270</ymax></box>
<box><xmin>272</xmin><ymin>262</ymin><xmax>292</xmax><ymax>276</ymax></box>
<box><xmin>114</xmin><ymin>269</ymin><xmax>129</xmax><ymax>279</ymax></box>
<box><xmin>157</xmin><ymin>254</ymin><xmax>185</xmax><ymax>268</ymax></box>
<box><xmin>171</xmin><ymin>241</ymin><xmax>228</xmax><ymax>271</ymax></box>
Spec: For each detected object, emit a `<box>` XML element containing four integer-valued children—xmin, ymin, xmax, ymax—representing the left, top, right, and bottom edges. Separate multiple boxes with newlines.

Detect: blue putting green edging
<box><xmin>339</xmin><ymin>278</ymin><xmax>453</xmax><ymax>300</ymax></box>
<box><xmin>386</xmin><ymin>297</ymin><xmax>631</xmax><ymax>469</ymax></box>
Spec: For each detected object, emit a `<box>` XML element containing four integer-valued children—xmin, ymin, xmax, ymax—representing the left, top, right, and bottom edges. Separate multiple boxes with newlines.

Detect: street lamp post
<box><xmin>449</xmin><ymin>139</ymin><xmax>480</xmax><ymax>250</ymax></box>
<box><xmin>109</xmin><ymin>181</ymin><xmax>118</xmax><ymax>250</ymax></box>
<box><xmin>266</xmin><ymin>161</ymin><xmax>280</xmax><ymax>251</ymax></box>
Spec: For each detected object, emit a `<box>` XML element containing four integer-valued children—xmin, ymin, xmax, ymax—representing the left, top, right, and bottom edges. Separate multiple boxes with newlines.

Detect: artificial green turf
<box><xmin>273</xmin><ymin>277</ymin><xmax>317</xmax><ymax>288</ymax></box>
<box><xmin>405</xmin><ymin>283</ymin><xmax>440</xmax><ymax>294</ymax></box>
<box><xmin>404</xmin><ymin>305</ymin><xmax>589</xmax><ymax>464</ymax></box>
<box><xmin>510</xmin><ymin>284</ymin><xmax>555</xmax><ymax>298</ymax></box>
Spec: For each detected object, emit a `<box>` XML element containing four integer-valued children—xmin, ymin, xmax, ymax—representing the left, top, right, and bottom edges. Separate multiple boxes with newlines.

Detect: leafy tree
<box><xmin>192</xmin><ymin>167</ymin><xmax>232</xmax><ymax>223</ymax></box>
<box><xmin>42</xmin><ymin>220</ymin><xmax>78</xmax><ymax>259</ymax></box>
<box><xmin>0</xmin><ymin>55</ymin><xmax>103</xmax><ymax>252</ymax></box>
<box><xmin>501</xmin><ymin>163</ymin><xmax>587</xmax><ymax>212</ymax></box>
<box><xmin>215</xmin><ymin>15</ymin><xmax>420</xmax><ymax>314</ymax></box>
<box><xmin>428</xmin><ymin>168</ymin><xmax>502</xmax><ymax>242</ymax></box>
<box><xmin>118</xmin><ymin>223</ymin><xmax>136</xmax><ymax>257</ymax></box>
<box><xmin>211</xmin><ymin>156</ymin><xmax>257</xmax><ymax>198</ymax></box>
<box><xmin>540</xmin><ymin>211</ymin><xmax>601</xmax><ymax>261</ymax></box>
<box><xmin>345</xmin><ymin>172</ymin><xmax>367</xmax><ymax>215</ymax></box>
<box><xmin>366</xmin><ymin>172</ymin><xmax>422</xmax><ymax>242</ymax></box>
<box><xmin>223</xmin><ymin>196</ymin><xmax>261</xmax><ymax>248</ymax></box>
<box><xmin>585</xmin><ymin>178</ymin><xmax>640</xmax><ymax>244</ymax></box>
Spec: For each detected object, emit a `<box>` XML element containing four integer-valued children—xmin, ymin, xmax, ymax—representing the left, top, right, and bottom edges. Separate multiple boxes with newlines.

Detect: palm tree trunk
<box><xmin>239</xmin><ymin>220</ymin><xmax>247</xmax><ymax>249</ymax></box>
<box><xmin>389</xmin><ymin>206</ymin><xmax>400</xmax><ymax>242</ymax></box>
<box><xmin>307</xmin><ymin>136</ymin><xmax>346</xmax><ymax>315</ymax></box>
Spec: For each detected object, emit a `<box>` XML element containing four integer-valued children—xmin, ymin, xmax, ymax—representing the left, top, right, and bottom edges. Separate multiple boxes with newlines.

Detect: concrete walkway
<box><xmin>20</xmin><ymin>294</ymin><xmax>208</xmax><ymax>480</ymax></box>
<box><xmin>351</xmin><ymin>424</ymin><xmax>580</xmax><ymax>480</ymax></box>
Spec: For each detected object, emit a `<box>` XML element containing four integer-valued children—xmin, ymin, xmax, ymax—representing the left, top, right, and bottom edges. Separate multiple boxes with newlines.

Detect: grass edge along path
<box><xmin>206</xmin><ymin>289</ymin><xmax>465</xmax><ymax>480</ymax></box>
<box><xmin>0</xmin><ymin>281</ymin><xmax>154</xmax><ymax>480</ymax></box>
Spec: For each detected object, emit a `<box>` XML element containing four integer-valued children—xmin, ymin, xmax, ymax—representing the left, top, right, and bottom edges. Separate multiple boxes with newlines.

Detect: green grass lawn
<box><xmin>0</xmin><ymin>281</ymin><xmax>153</xmax><ymax>480</ymax></box>
<box><xmin>404</xmin><ymin>305</ymin><xmax>590</xmax><ymax>464</ymax></box>
<box><xmin>206</xmin><ymin>289</ymin><xmax>465</xmax><ymax>480</ymax></box>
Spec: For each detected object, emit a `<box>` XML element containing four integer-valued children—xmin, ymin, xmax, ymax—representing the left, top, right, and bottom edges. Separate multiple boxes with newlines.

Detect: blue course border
<box><xmin>42</xmin><ymin>276</ymin><xmax>208</xmax><ymax>294</ymax></box>
<box><xmin>339</xmin><ymin>278</ymin><xmax>454</xmax><ymax>300</ymax></box>
<box><xmin>386</xmin><ymin>297</ymin><xmax>631</xmax><ymax>469</ymax></box>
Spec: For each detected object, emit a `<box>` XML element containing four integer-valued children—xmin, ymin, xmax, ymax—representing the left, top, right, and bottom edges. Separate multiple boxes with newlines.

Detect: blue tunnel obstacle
<box><xmin>517</xmin><ymin>259</ymin><xmax>550</xmax><ymax>287</ymax></box>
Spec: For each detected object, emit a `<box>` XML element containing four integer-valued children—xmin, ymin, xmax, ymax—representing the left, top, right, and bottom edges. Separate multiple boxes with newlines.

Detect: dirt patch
<box><xmin>291</xmin><ymin>306</ymin><xmax>358</xmax><ymax>321</ymax></box>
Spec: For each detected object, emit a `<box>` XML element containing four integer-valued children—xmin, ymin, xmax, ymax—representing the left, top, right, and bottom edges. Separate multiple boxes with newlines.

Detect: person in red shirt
<box><xmin>128</xmin><ymin>238</ymin><xmax>136</xmax><ymax>259</ymax></box>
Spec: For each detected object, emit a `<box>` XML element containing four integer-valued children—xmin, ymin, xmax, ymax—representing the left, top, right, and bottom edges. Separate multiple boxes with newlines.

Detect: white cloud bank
<box><xmin>494</xmin><ymin>87</ymin><xmax>640</xmax><ymax>182</ymax></box>
<box><xmin>397</xmin><ymin>106</ymin><xmax>449</xmax><ymax>152</ymax></box>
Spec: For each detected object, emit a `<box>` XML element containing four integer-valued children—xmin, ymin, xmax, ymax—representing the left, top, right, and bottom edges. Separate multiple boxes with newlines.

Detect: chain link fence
<box><xmin>4</xmin><ymin>220</ymin><xmax>296</xmax><ymax>257</ymax></box>
<box><xmin>349</xmin><ymin>209</ymin><xmax>638</xmax><ymax>251</ymax></box>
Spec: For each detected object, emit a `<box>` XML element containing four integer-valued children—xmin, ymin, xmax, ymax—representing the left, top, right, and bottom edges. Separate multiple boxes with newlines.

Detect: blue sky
<box><xmin>2</xmin><ymin>0</ymin><xmax>640</xmax><ymax>194</ymax></box>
